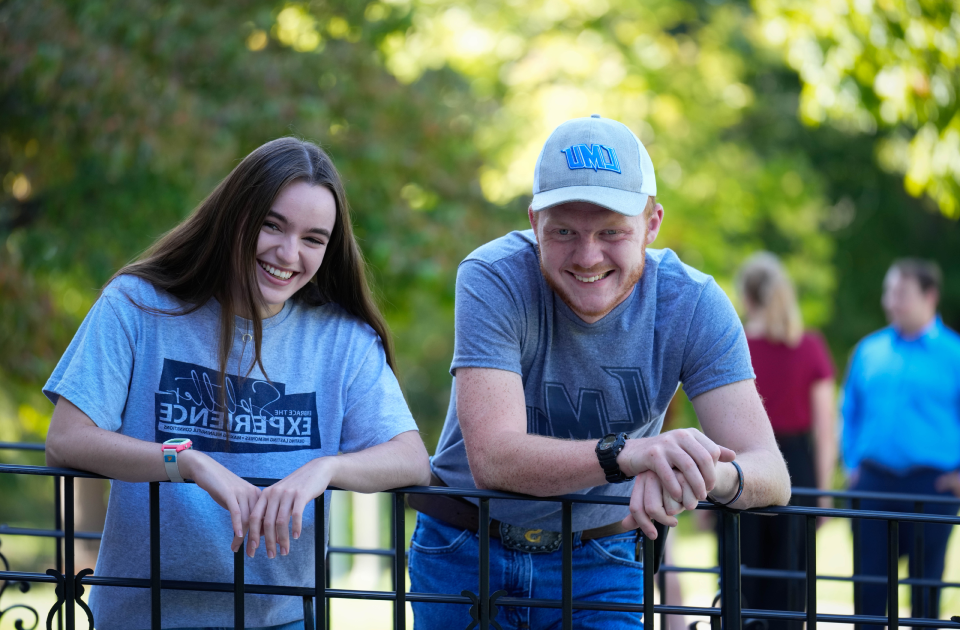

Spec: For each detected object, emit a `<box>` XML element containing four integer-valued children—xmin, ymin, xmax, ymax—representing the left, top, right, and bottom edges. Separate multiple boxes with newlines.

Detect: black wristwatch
<box><xmin>595</xmin><ymin>432</ymin><xmax>633</xmax><ymax>483</ymax></box>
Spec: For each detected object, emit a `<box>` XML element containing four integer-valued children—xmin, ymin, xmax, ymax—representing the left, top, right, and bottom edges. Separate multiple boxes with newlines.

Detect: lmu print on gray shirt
<box><xmin>431</xmin><ymin>230</ymin><xmax>754</xmax><ymax>532</ymax></box>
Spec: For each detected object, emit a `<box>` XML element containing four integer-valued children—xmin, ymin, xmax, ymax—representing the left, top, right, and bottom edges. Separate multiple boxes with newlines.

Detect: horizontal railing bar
<box><xmin>737</xmin><ymin>566</ymin><xmax>960</xmax><ymax>588</ymax></box>
<box><xmin>0</xmin><ymin>442</ymin><xmax>46</xmax><ymax>451</ymax></box>
<box><xmin>2</xmin><ymin>569</ymin><xmax>956</xmax><ymax>627</ymax></box>
<box><xmin>5</xmin><ymin>535</ymin><xmax>956</xmax><ymax>590</ymax></box>
<box><xmin>0</xmin><ymin>524</ymin><xmax>102</xmax><ymax>540</ymax></box>
<box><xmin>658</xmin><ymin>564</ymin><xmax>960</xmax><ymax>588</ymax></box>
<box><xmin>327</xmin><ymin>545</ymin><xmax>395</xmax><ymax>557</ymax></box>
<box><xmin>792</xmin><ymin>486</ymin><xmax>960</xmax><ymax>505</ymax></box>
<box><xmin>3</xmin><ymin>464</ymin><xmax>959</xmax><ymax>523</ymax></box>
<box><xmin>3</xmin><ymin>447</ymin><xmax>957</xmax><ymax>506</ymax></box>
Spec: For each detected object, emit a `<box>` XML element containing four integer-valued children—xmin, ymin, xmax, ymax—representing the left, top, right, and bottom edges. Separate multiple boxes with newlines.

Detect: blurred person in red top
<box><xmin>737</xmin><ymin>252</ymin><xmax>836</xmax><ymax>629</ymax></box>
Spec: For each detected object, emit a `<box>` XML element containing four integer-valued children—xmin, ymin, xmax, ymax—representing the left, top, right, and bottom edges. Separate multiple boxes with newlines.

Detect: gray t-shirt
<box><xmin>44</xmin><ymin>275</ymin><xmax>417</xmax><ymax>629</ymax></box>
<box><xmin>431</xmin><ymin>230</ymin><xmax>753</xmax><ymax>531</ymax></box>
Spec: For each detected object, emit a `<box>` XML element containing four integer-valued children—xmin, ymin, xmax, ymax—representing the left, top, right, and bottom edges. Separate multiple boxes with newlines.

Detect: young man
<box><xmin>409</xmin><ymin>115</ymin><xmax>791</xmax><ymax>629</ymax></box>
<box><xmin>841</xmin><ymin>259</ymin><xmax>960</xmax><ymax>627</ymax></box>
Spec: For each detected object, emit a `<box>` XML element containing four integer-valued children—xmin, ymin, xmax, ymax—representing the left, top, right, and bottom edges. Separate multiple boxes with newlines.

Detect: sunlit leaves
<box><xmin>377</xmin><ymin>0</ymin><xmax>836</xmax><ymax>323</ymax></box>
<box><xmin>754</xmin><ymin>0</ymin><xmax>960</xmax><ymax>217</ymax></box>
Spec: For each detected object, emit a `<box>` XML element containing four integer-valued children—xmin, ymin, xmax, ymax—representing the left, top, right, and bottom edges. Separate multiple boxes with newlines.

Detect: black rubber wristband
<box><xmin>706</xmin><ymin>460</ymin><xmax>744</xmax><ymax>507</ymax></box>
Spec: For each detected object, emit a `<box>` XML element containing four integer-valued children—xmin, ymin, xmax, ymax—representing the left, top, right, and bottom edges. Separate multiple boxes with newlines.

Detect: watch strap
<box><xmin>596</xmin><ymin>432</ymin><xmax>633</xmax><ymax>484</ymax></box>
<box><xmin>161</xmin><ymin>440</ymin><xmax>192</xmax><ymax>483</ymax></box>
<box><xmin>163</xmin><ymin>450</ymin><xmax>185</xmax><ymax>483</ymax></box>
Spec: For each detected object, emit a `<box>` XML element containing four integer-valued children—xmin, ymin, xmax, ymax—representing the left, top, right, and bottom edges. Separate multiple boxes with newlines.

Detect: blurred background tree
<box><xmin>1</xmin><ymin>0</ymin><xmax>958</xmax><ymax>468</ymax></box>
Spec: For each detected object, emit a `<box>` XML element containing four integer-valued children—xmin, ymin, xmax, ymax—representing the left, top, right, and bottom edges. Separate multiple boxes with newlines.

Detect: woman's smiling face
<box><xmin>255</xmin><ymin>180</ymin><xmax>337</xmax><ymax>317</ymax></box>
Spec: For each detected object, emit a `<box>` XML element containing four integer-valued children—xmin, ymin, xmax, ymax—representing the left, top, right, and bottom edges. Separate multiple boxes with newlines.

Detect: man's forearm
<box><xmin>468</xmin><ymin>432</ymin><xmax>608</xmax><ymax>496</ymax></box>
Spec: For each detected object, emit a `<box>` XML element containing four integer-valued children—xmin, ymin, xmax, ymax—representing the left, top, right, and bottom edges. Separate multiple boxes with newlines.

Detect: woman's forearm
<box><xmin>327</xmin><ymin>430</ymin><xmax>431</xmax><ymax>493</ymax></box>
<box><xmin>46</xmin><ymin>396</ymin><xmax>173</xmax><ymax>481</ymax></box>
<box><xmin>46</xmin><ymin>395</ymin><xmax>224</xmax><ymax>484</ymax></box>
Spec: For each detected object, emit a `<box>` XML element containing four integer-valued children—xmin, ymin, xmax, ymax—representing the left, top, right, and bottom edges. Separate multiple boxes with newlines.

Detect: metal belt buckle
<box><xmin>498</xmin><ymin>522</ymin><xmax>562</xmax><ymax>554</ymax></box>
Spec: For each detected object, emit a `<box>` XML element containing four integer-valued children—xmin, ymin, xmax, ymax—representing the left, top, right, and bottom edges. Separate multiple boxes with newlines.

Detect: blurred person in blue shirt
<box><xmin>841</xmin><ymin>258</ymin><xmax>960</xmax><ymax>627</ymax></box>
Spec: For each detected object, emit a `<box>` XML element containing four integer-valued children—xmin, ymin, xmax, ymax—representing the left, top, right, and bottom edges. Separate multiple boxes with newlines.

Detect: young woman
<box><xmin>43</xmin><ymin>137</ymin><xmax>431</xmax><ymax>630</ymax></box>
<box><xmin>736</xmin><ymin>252</ymin><xmax>836</xmax><ymax>630</ymax></box>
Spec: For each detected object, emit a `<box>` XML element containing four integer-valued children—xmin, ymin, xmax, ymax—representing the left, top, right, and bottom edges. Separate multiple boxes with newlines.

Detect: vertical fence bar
<box><xmin>234</xmin><ymin>546</ymin><xmax>244</xmax><ymax>629</ymax></box>
<box><xmin>787</xmin><ymin>513</ymin><xmax>799</xmax><ymax>618</ymax></box>
<box><xmin>852</xmin><ymin>497</ymin><xmax>862</xmax><ymax>630</ymax></box>
<box><xmin>315</xmin><ymin>494</ymin><xmax>326</xmax><ymax>630</ymax></box>
<box><xmin>561</xmin><ymin>501</ymin><xmax>572</xmax><ymax>630</ymax></box>
<box><xmin>325</xmin><ymin>555</ymin><xmax>331</xmax><ymax>630</ymax></box>
<box><xmin>643</xmin><ymin>529</ymin><xmax>654</xmax><ymax>630</ymax></box>
<box><xmin>150</xmin><ymin>481</ymin><xmax>161</xmax><ymax>630</ymax></box>
<box><xmin>394</xmin><ymin>492</ymin><xmax>406</xmax><ymax>630</ymax></box>
<box><xmin>303</xmin><ymin>596</ymin><xmax>315</xmax><ymax>630</ymax></box>
<box><xmin>912</xmin><ymin>501</ymin><xmax>925</xmax><ymax>620</ymax></box>
<box><xmin>54</xmin><ymin>475</ymin><xmax>63</xmax><ymax>630</ymax></box>
<box><xmin>719</xmin><ymin>509</ymin><xmax>741</xmax><ymax>630</ymax></box>
<box><xmin>479</xmin><ymin>498</ymin><xmax>490</xmax><ymax>630</ymax></box>
<box><xmin>888</xmin><ymin>519</ymin><xmax>899</xmax><ymax>630</ymax></box>
<box><xmin>64</xmin><ymin>475</ymin><xmax>75</xmax><ymax>630</ymax></box>
<box><xmin>805</xmin><ymin>515</ymin><xmax>816</xmax><ymax>630</ymax></box>
<box><xmin>658</xmin><ymin>561</ymin><xmax>667</xmax><ymax>630</ymax></box>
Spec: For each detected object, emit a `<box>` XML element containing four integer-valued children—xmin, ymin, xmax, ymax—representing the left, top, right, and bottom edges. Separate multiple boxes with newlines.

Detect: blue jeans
<box><xmin>175</xmin><ymin>620</ymin><xmax>304</xmax><ymax>630</ymax></box>
<box><xmin>409</xmin><ymin>513</ymin><xmax>645</xmax><ymax>630</ymax></box>
<box><xmin>852</xmin><ymin>463</ymin><xmax>959</xmax><ymax>629</ymax></box>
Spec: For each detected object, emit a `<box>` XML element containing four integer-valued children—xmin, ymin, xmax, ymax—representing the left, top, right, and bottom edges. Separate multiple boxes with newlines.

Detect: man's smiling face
<box><xmin>530</xmin><ymin>201</ymin><xmax>661</xmax><ymax>323</ymax></box>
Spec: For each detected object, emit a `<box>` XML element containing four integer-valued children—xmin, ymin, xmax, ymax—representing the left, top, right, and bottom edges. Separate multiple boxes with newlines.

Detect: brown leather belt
<box><xmin>406</xmin><ymin>473</ymin><xmax>631</xmax><ymax>542</ymax></box>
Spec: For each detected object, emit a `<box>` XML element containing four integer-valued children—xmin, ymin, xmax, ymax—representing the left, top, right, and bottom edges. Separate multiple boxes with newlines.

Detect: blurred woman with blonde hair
<box><xmin>736</xmin><ymin>252</ymin><xmax>836</xmax><ymax>629</ymax></box>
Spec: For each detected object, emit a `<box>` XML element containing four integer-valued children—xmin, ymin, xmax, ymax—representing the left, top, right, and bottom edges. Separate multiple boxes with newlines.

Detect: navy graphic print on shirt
<box><xmin>155</xmin><ymin>359</ymin><xmax>321</xmax><ymax>452</ymax></box>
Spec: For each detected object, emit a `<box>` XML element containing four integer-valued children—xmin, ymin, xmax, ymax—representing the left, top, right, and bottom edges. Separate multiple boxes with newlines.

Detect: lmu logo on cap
<box><xmin>561</xmin><ymin>144</ymin><xmax>621</xmax><ymax>174</ymax></box>
<box><xmin>532</xmin><ymin>114</ymin><xmax>656</xmax><ymax>217</ymax></box>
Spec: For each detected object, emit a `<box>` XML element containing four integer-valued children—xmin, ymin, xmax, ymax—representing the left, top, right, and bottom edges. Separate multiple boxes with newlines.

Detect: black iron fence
<box><xmin>2</xmin><ymin>441</ymin><xmax>960</xmax><ymax>630</ymax></box>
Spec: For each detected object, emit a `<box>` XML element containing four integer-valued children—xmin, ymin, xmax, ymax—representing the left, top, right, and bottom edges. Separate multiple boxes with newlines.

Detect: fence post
<box><xmin>805</xmin><ymin>515</ymin><xmax>816</xmax><ymax>630</ymax></box>
<box><xmin>658</xmin><ymin>558</ymin><xmax>667</xmax><ymax>630</ymax></box>
<box><xmin>888</xmin><ymin>519</ymin><xmax>899</xmax><ymax>630</ymax></box>
<box><xmin>234</xmin><ymin>546</ymin><xmax>244</xmax><ymax>629</ymax></box>
<box><xmin>315</xmin><ymin>494</ymin><xmax>326</xmax><ymax>630</ymax></box>
<box><xmin>479</xmin><ymin>498</ymin><xmax>490</xmax><ymax>630</ymax></box>
<box><xmin>64</xmin><ymin>475</ymin><xmax>75</xmax><ymax>630</ymax></box>
<box><xmin>852</xmin><ymin>497</ymin><xmax>861</xmax><ymax>630</ymax></box>
<box><xmin>562</xmin><ymin>501</ymin><xmax>572</xmax><ymax>630</ymax></box>
<box><xmin>643</xmin><ymin>528</ymin><xmax>654</xmax><ymax>629</ymax></box>
<box><xmin>912</xmin><ymin>501</ymin><xmax>925</xmax><ymax>620</ymax></box>
<box><xmin>719</xmin><ymin>509</ymin><xmax>741</xmax><ymax>630</ymax></box>
<box><xmin>394</xmin><ymin>492</ymin><xmax>406</xmax><ymax>630</ymax></box>
<box><xmin>150</xmin><ymin>481</ymin><xmax>161</xmax><ymax>630</ymax></box>
<box><xmin>54</xmin><ymin>474</ymin><xmax>63</xmax><ymax>630</ymax></box>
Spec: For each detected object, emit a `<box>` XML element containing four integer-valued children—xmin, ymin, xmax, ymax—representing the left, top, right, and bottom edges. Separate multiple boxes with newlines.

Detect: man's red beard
<box><xmin>537</xmin><ymin>241</ymin><xmax>647</xmax><ymax>321</ymax></box>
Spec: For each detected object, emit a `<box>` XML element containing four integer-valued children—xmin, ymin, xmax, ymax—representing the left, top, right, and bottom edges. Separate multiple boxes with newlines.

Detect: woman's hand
<box><xmin>178</xmin><ymin>451</ymin><xmax>262</xmax><ymax>553</ymax></box>
<box><xmin>246</xmin><ymin>457</ymin><xmax>335</xmax><ymax>558</ymax></box>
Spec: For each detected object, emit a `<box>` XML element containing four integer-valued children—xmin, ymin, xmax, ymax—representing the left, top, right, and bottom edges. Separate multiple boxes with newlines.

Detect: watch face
<box><xmin>599</xmin><ymin>436</ymin><xmax>616</xmax><ymax>450</ymax></box>
<box><xmin>164</xmin><ymin>438</ymin><xmax>190</xmax><ymax>446</ymax></box>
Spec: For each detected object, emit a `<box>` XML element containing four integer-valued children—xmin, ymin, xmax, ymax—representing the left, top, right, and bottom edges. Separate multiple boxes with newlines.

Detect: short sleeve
<box><xmin>43</xmin><ymin>291</ymin><xmax>139</xmax><ymax>432</ymax></box>
<box><xmin>449</xmin><ymin>259</ymin><xmax>524</xmax><ymax>376</ymax></box>
<box><xmin>339</xmin><ymin>337</ymin><xmax>418</xmax><ymax>454</ymax></box>
<box><xmin>679</xmin><ymin>280</ymin><xmax>755</xmax><ymax>399</ymax></box>
<box><xmin>806</xmin><ymin>332</ymin><xmax>835</xmax><ymax>382</ymax></box>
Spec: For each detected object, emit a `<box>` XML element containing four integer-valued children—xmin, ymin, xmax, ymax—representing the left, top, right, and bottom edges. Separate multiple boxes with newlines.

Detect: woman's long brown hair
<box><xmin>111</xmin><ymin>137</ymin><xmax>395</xmax><ymax>429</ymax></box>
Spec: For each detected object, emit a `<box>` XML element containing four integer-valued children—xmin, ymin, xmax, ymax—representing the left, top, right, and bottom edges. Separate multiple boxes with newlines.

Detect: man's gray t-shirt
<box><xmin>44</xmin><ymin>275</ymin><xmax>418</xmax><ymax>630</ymax></box>
<box><xmin>431</xmin><ymin>230</ymin><xmax>753</xmax><ymax>532</ymax></box>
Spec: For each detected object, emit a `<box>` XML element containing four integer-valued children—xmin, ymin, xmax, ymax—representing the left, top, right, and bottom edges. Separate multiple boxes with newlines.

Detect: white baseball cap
<box><xmin>531</xmin><ymin>114</ymin><xmax>657</xmax><ymax>217</ymax></box>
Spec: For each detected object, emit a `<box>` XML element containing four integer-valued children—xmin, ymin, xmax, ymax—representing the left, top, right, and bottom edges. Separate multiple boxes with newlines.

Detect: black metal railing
<box><xmin>2</xmin><ymin>442</ymin><xmax>959</xmax><ymax>630</ymax></box>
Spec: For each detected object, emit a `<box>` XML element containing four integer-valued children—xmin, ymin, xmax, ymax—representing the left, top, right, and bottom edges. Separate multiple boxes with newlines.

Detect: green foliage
<box><xmin>754</xmin><ymin>0</ymin><xmax>960</xmax><ymax>218</ymax></box>
<box><xmin>0</xmin><ymin>0</ymin><xmax>958</xmax><ymax>466</ymax></box>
